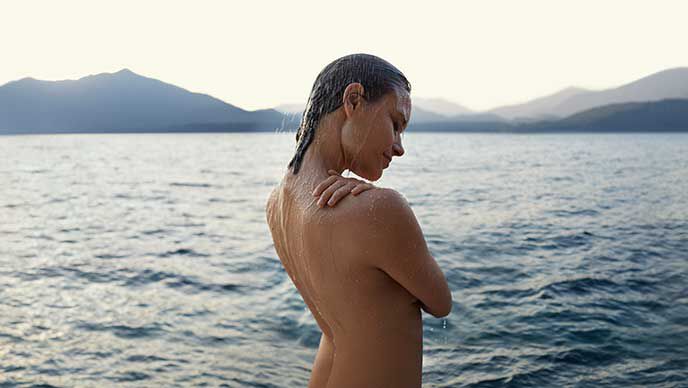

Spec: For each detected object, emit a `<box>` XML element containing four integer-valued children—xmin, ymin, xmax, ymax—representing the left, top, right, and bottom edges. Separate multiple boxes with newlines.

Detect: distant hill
<box><xmin>549</xmin><ymin>68</ymin><xmax>688</xmax><ymax>118</ymax></box>
<box><xmin>0</xmin><ymin>69</ymin><xmax>284</xmax><ymax>134</ymax></box>
<box><xmin>412</xmin><ymin>97</ymin><xmax>473</xmax><ymax>116</ymax></box>
<box><xmin>489</xmin><ymin>68</ymin><xmax>688</xmax><ymax>120</ymax></box>
<box><xmin>2</xmin><ymin>67</ymin><xmax>687</xmax><ymax>135</ymax></box>
<box><xmin>446</xmin><ymin>112</ymin><xmax>507</xmax><ymax>122</ymax></box>
<box><xmin>489</xmin><ymin>87</ymin><xmax>589</xmax><ymax>120</ymax></box>
<box><xmin>409</xmin><ymin>98</ymin><xmax>507</xmax><ymax>123</ymax></box>
<box><xmin>274</xmin><ymin>103</ymin><xmax>304</xmax><ymax>115</ymax></box>
<box><xmin>407</xmin><ymin>99</ymin><xmax>688</xmax><ymax>133</ymax></box>
<box><xmin>408</xmin><ymin>107</ymin><xmax>450</xmax><ymax>123</ymax></box>
<box><xmin>272</xmin><ymin>97</ymin><xmax>481</xmax><ymax>124</ymax></box>
<box><xmin>522</xmin><ymin>98</ymin><xmax>688</xmax><ymax>132</ymax></box>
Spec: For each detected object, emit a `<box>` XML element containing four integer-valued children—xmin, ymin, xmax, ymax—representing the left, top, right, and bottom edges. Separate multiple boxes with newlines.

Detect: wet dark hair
<box><xmin>287</xmin><ymin>53</ymin><xmax>411</xmax><ymax>174</ymax></box>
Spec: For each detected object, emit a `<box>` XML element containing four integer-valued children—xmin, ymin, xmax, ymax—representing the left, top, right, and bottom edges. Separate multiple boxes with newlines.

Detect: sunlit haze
<box><xmin>2</xmin><ymin>0</ymin><xmax>687</xmax><ymax>111</ymax></box>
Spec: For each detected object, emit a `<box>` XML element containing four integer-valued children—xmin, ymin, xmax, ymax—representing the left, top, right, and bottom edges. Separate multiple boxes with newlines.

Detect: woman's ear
<box><xmin>342</xmin><ymin>83</ymin><xmax>365</xmax><ymax>118</ymax></box>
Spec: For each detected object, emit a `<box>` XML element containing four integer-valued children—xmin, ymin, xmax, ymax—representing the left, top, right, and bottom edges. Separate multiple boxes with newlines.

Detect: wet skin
<box><xmin>266</xmin><ymin>85</ymin><xmax>452</xmax><ymax>387</ymax></box>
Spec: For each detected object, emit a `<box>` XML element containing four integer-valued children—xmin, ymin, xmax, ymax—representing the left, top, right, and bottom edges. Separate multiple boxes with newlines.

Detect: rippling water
<box><xmin>1</xmin><ymin>133</ymin><xmax>687</xmax><ymax>387</ymax></box>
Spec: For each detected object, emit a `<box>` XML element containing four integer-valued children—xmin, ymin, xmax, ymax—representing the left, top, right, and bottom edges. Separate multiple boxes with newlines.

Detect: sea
<box><xmin>1</xmin><ymin>132</ymin><xmax>687</xmax><ymax>387</ymax></box>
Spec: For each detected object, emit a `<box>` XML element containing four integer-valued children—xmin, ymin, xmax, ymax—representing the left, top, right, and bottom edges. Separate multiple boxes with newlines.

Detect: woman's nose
<box><xmin>393</xmin><ymin>142</ymin><xmax>404</xmax><ymax>157</ymax></box>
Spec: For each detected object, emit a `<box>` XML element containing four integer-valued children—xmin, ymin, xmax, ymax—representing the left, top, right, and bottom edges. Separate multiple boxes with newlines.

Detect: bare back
<box><xmin>266</xmin><ymin>172</ymin><xmax>424</xmax><ymax>388</ymax></box>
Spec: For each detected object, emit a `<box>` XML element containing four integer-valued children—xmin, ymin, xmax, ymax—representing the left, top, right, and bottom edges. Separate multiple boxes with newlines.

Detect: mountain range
<box><xmin>0</xmin><ymin>69</ymin><xmax>284</xmax><ymax>134</ymax></box>
<box><xmin>489</xmin><ymin>68</ymin><xmax>688</xmax><ymax>120</ymax></box>
<box><xmin>1</xmin><ymin>67</ymin><xmax>687</xmax><ymax>134</ymax></box>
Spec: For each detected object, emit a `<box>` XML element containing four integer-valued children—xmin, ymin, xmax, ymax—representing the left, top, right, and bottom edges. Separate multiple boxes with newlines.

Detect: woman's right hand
<box><xmin>312</xmin><ymin>169</ymin><xmax>376</xmax><ymax>208</ymax></box>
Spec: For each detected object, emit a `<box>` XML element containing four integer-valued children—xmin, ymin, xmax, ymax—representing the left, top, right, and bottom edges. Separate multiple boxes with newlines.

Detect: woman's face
<box><xmin>343</xmin><ymin>88</ymin><xmax>411</xmax><ymax>181</ymax></box>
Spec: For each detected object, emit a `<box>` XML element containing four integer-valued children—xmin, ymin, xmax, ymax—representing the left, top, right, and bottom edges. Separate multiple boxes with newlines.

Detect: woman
<box><xmin>266</xmin><ymin>54</ymin><xmax>452</xmax><ymax>388</ymax></box>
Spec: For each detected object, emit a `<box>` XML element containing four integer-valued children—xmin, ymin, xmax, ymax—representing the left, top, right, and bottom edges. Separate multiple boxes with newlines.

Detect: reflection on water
<box><xmin>1</xmin><ymin>133</ymin><xmax>687</xmax><ymax>387</ymax></box>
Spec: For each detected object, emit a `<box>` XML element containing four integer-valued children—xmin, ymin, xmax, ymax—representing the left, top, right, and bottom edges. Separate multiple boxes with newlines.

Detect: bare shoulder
<box><xmin>358</xmin><ymin>187</ymin><xmax>418</xmax><ymax>233</ymax></box>
<box><xmin>331</xmin><ymin>186</ymin><xmax>423</xmax><ymax>259</ymax></box>
<box><xmin>335</xmin><ymin>187</ymin><xmax>413</xmax><ymax>225</ymax></box>
<box><xmin>332</xmin><ymin>186</ymin><xmax>452</xmax><ymax>317</ymax></box>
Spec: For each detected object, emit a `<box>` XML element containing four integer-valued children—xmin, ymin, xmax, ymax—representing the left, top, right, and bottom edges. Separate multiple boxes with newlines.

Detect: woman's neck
<box><xmin>294</xmin><ymin>114</ymin><xmax>349</xmax><ymax>182</ymax></box>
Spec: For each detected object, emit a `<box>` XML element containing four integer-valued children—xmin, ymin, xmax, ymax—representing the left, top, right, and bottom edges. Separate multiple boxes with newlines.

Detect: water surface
<box><xmin>1</xmin><ymin>133</ymin><xmax>687</xmax><ymax>387</ymax></box>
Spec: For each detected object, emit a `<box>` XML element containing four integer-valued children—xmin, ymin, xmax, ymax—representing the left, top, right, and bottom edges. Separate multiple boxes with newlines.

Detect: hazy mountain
<box><xmin>534</xmin><ymin>98</ymin><xmax>688</xmax><ymax>132</ymax></box>
<box><xmin>408</xmin><ymin>107</ymin><xmax>450</xmax><ymax>123</ymax></box>
<box><xmin>549</xmin><ymin>67</ymin><xmax>688</xmax><ymax>118</ymax></box>
<box><xmin>3</xmin><ymin>67</ymin><xmax>687</xmax><ymax>135</ymax></box>
<box><xmin>272</xmin><ymin>97</ymin><xmax>478</xmax><ymax>124</ymax></box>
<box><xmin>274</xmin><ymin>103</ymin><xmax>304</xmax><ymax>115</ymax></box>
<box><xmin>490</xmin><ymin>68</ymin><xmax>688</xmax><ymax>120</ymax></box>
<box><xmin>412</xmin><ymin>97</ymin><xmax>473</xmax><ymax>116</ymax></box>
<box><xmin>0</xmin><ymin>69</ymin><xmax>284</xmax><ymax>134</ymax></box>
<box><xmin>489</xmin><ymin>87</ymin><xmax>589</xmax><ymax>120</ymax></box>
<box><xmin>407</xmin><ymin>120</ymin><xmax>512</xmax><ymax>132</ymax></box>
<box><xmin>272</xmin><ymin>102</ymin><xmax>446</xmax><ymax>124</ymax></box>
<box><xmin>447</xmin><ymin>112</ymin><xmax>507</xmax><ymax>122</ymax></box>
<box><xmin>407</xmin><ymin>99</ymin><xmax>688</xmax><ymax>133</ymax></box>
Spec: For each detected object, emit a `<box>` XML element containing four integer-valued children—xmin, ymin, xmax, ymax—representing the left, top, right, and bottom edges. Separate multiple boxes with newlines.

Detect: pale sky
<box><xmin>1</xmin><ymin>0</ymin><xmax>687</xmax><ymax>112</ymax></box>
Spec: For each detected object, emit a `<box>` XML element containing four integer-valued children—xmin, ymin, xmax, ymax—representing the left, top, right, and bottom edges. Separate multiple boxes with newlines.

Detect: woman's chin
<box><xmin>351</xmin><ymin>167</ymin><xmax>382</xmax><ymax>182</ymax></box>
